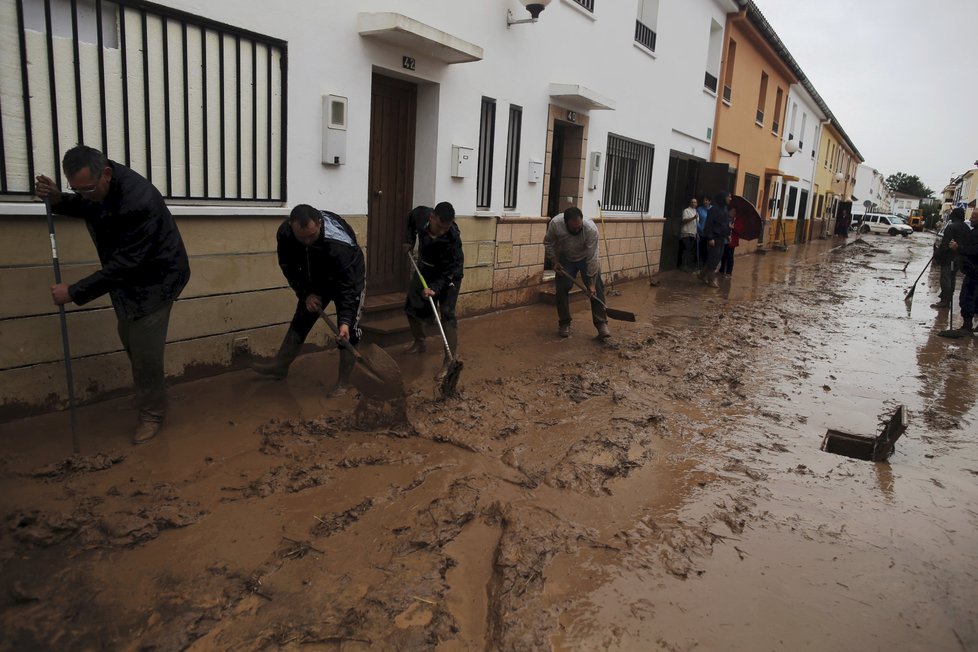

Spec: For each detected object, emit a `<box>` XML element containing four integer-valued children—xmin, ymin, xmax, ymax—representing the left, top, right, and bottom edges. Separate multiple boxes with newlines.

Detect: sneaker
<box><xmin>558</xmin><ymin>323</ymin><xmax>570</xmax><ymax>338</ymax></box>
<box><xmin>132</xmin><ymin>420</ymin><xmax>162</xmax><ymax>445</ymax></box>
<box><xmin>596</xmin><ymin>323</ymin><xmax>611</xmax><ymax>340</ymax></box>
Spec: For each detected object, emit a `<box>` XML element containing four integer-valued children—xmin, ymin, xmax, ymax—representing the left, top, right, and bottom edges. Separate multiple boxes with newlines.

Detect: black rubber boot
<box><xmin>251</xmin><ymin>329</ymin><xmax>304</xmax><ymax>379</ymax></box>
<box><xmin>328</xmin><ymin>347</ymin><xmax>356</xmax><ymax>397</ymax></box>
<box><xmin>406</xmin><ymin>317</ymin><xmax>427</xmax><ymax>353</ymax></box>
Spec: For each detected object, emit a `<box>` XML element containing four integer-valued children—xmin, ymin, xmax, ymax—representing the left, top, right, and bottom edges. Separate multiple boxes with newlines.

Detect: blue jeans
<box><xmin>555</xmin><ymin>258</ymin><xmax>607</xmax><ymax>326</ymax></box>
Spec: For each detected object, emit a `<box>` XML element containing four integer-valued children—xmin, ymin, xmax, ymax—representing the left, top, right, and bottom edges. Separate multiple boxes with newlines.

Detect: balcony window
<box><xmin>704</xmin><ymin>72</ymin><xmax>718</xmax><ymax>93</ymax></box>
<box><xmin>571</xmin><ymin>0</ymin><xmax>594</xmax><ymax>11</ymax></box>
<box><xmin>635</xmin><ymin>0</ymin><xmax>658</xmax><ymax>51</ymax></box>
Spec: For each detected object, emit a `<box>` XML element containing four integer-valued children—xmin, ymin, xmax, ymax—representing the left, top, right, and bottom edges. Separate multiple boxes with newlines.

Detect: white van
<box><xmin>856</xmin><ymin>213</ymin><xmax>913</xmax><ymax>237</ymax></box>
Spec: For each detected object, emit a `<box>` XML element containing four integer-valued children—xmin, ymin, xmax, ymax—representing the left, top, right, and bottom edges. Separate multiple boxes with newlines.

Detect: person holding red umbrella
<box><xmin>719</xmin><ymin>206</ymin><xmax>740</xmax><ymax>277</ymax></box>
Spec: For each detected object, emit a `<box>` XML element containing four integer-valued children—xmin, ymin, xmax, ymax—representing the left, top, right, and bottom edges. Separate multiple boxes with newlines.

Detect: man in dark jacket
<box><xmin>949</xmin><ymin>207</ymin><xmax>978</xmax><ymax>332</ymax></box>
<box><xmin>35</xmin><ymin>145</ymin><xmax>190</xmax><ymax>444</ymax></box>
<box><xmin>253</xmin><ymin>204</ymin><xmax>366</xmax><ymax>395</ymax></box>
<box><xmin>932</xmin><ymin>207</ymin><xmax>968</xmax><ymax>309</ymax></box>
<box><xmin>404</xmin><ymin>202</ymin><xmax>464</xmax><ymax>380</ymax></box>
<box><xmin>701</xmin><ymin>191</ymin><xmax>732</xmax><ymax>288</ymax></box>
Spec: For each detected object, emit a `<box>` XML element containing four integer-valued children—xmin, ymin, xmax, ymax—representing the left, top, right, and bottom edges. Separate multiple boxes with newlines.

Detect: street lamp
<box><xmin>783</xmin><ymin>139</ymin><xmax>799</xmax><ymax>157</ymax></box>
<box><xmin>507</xmin><ymin>0</ymin><xmax>552</xmax><ymax>27</ymax></box>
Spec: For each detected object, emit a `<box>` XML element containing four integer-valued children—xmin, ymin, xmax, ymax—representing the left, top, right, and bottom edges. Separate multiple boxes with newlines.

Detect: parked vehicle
<box><xmin>908</xmin><ymin>208</ymin><xmax>924</xmax><ymax>231</ymax></box>
<box><xmin>857</xmin><ymin>213</ymin><xmax>913</xmax><ymax>237</ymax></box>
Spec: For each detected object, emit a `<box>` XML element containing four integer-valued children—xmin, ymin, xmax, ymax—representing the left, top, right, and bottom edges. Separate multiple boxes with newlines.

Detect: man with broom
<box><xmin>544</xmin><ymin>207</ymin><xmax>611</xmax><ymax>340</ymax></box>
<box><xmin>404</xmin><ymin>201</ymin><xmax>464</xmax><ymax>383</ymax></box>
<box><xmin>949</xmin><ymin>207</ymin><xmax>978</xmax><ymax>333</ymax></box>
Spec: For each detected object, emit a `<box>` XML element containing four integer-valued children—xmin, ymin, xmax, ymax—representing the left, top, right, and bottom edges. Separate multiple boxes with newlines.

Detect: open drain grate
<box><xmin>821</xmin><ymin>405</ymin><xmax>907</xmax><ymax>462</ymax></box>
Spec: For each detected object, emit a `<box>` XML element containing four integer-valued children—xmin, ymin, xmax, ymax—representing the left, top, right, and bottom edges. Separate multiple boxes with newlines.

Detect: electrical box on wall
<box><xmin>588</xmin><ymin>151</ymin><xmax>602</xmax><ymax>190</ymax></box>
<box><xmin>527</xmin><ymin>159</ymin><xmax>543</xmax><ymax>184</ymax></box>
<box><xmin>322</xmin><ymin>94</ymin><xmax>348</xmax><ymax>165</ymax></box>
<box><xmin>451</xmin><ymin>145</ymin><xmax>474</xmax><ymax>178</ymax></box>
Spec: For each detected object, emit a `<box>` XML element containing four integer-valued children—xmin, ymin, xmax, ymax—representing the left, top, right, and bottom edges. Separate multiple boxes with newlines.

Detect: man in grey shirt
<box><xmin>543</xmin><ymin>207</ymin><xmax>610</xmax><ymax>339</ymax></box>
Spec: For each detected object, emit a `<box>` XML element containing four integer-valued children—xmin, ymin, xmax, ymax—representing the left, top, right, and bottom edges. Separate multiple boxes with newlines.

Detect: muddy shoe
<box><xmin>132</xmin><ymin>420</ymin><xmax>162</xmax><ymax>445</ymax></box>
<box><xmin>406</xmin><ymin>339</ymin><xmax>426</xmax><ymax>354</ymax></box>
<box><xmin>558</xmin><ymin>323</ymin><xmax>570</xmax><ymax>338</ymax></box>
<box><xmin>596</xmin><ymin>323</ymin><xmax>611</xmax><ymax>340</ymax></box>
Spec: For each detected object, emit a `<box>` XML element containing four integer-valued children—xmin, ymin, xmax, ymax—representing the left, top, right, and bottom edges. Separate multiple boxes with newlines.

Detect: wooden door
<box><xmin>367</xmin><ymin>74</ymin><xmax>417</xmax><ymax>294</ymax></box>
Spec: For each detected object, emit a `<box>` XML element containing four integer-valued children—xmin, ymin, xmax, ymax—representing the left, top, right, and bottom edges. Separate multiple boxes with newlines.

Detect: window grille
<box><xmin>503</xmin><ymin>105</ymin><xmax>521</xmax><ymax>210</ymax></box>
<box><xmin>601</xmin><ymin>133</ymin><xmax>654</xmax><ymax>212</ymax></box>
<box><xmin>2</xmin><ymin>0</ymin><xmax>288</xmax><ymax>201</ymax></box>
<box><xmin>571</xmin><ymin>0</ymin><xmax>594</xmax><ymax>12</ymax></box>
<box><xmin>635</xmin><ymin>20</ymin><xmax>656</xmax><ymax>51</ymax></box>
<box><xmin>476</xmin><ymin>97</ymin><xmax>496</xmax><ymax>209</ymax></box>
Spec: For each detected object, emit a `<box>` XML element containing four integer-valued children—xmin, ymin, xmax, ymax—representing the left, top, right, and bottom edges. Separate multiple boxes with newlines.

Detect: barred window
<box><xmin>602</xmin><ymin>134</ymin><xmax>654</xmax><ymax>212</ymax></box>
<box><xmin>2</xmin><ymin>0</ymin><xmax>287</xmax><ymax>201</ymax></box>
<box><xmin>571</xmin><ymin>0</ymin><xmax>594</xmax><ymax>12</ymax></box>
<box><xmin>476</xmin><ymin>97</ymin><xmax>495</xmax><ymax>209</ymax></box>
<box><xmin>503</xmin><ymin>104</ymin><xmax>522</xmax><ymax>210</ymax></box>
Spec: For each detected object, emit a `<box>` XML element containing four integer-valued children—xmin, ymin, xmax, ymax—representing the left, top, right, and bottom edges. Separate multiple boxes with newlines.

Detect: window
<box><xmin>743</xmin><ymin>173</ymin><xmax>760</xmax><ymax>206</ymax></box>
<box><xmin>722</xmin><ymin>39</ymin><xmax>736</xmax><ymax>103</ymax></box>
<box><xmin>799</xmin><ymin>113</ymin><xmax>807</xmax><ymax>152</ymax></box>
<box><xmin>602</xmin><ymin>134</ymin><xmax>654</xmax><ymax>212</ymax></box>
<box><xmin>635</xmin><ymin>0</ymin><xmax>658</xmax><ymax>51</ymax></box>
<box><xmin>756</xmin><ymin>72</ymin><xmax>768</xmax><ymax>125</ymax></box>
<box><xmin>799</xmin><ymin>189</ymin><xmax>809</xmax><ymax>220</ymax></box>
<box><xmin>503</xmin><ymin>105</ymin><xmax>522</xmax><ymax>210</ymax></box>
<box><xmin>571</xmin><ymin>0</ymin><xmax>594</xmax><ymax>11</ymax></box>
<box><xmin>772</xmin><ymin>87</ymin><xmax>783</xmax><ymax>134</ymax></box>
<box><xmin>3</xmin><ymin>0</ymin><xmax>287</xmax><ymax>201</ymax></box>
<box><xmin>786</xmin><ymin>186</ymin><xmax>797</xmax><ymax>217</ymax></box>
<box><xmin>476</xmin><ymin>97</ymin><xmax>496</xmax><ymax>209</ymax></box>
<box><xmin>816</xmin><ymin>194</ymin><xmax>825</xmax><ymax>218</ymax></box>
<box><xmin>788</xmin><ymin>103</ymin><xmax>797</xmax><ymax>141</ymax></box>
<box><xmin>704</xmin><ymin>19</ymin><xmax>722</xmax><ymax>92</ymax></box>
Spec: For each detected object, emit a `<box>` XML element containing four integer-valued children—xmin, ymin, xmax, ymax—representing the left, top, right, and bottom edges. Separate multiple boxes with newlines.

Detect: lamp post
<box><xmin>507</xmin><ymin>0</ymin><xmax>552</xmax><ymax>26</ymax></box>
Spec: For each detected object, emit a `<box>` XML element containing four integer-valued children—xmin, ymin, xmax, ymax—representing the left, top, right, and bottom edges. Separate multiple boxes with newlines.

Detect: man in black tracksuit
<box><xmin>404</xmin><ymin>202</ymin><xmax>464</xmax><ymax>380</ymax></box>
<box><xmin>701</xmin><ymin>191</ymin><xmax>732</xmax><ymax>288</ymax></box>
<box><xmin>932</xmin><ymin>207</ymin><xmax>968</xmax><ymax>309</ymax></box>
<box><xmin>252</xmin><ymin>204</ymin><xmax>366</xmax><ymax>396</ymax></box>
<box><xmin>35</xmin><ymin>145</ymin><xmax>191</xmax><ymax>444</ymax></box>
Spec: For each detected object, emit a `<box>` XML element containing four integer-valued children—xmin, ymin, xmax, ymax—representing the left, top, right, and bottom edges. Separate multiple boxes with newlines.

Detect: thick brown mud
<box><xmin>1</xmin><ymin>236</ymin><xmax>976</xmax><ymax>651</ymax></box>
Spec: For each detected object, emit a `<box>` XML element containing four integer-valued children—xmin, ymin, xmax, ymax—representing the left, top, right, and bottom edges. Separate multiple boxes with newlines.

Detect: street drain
<box><xmin>821</xmin><ymin>405</ymin><xmax>907</xmax><ymax>462</ymax></box>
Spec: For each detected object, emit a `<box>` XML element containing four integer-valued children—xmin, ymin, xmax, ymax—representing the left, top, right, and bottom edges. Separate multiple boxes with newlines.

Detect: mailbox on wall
<box><xmin>451</xmin><ymin>145</ymin><xmax>474</xmax><ymax>178</ymax></box>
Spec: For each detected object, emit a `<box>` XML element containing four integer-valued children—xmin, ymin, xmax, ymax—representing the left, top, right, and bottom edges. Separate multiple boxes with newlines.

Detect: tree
<box><xmin>885</xmin><ymin>172</ymin><xmax>933</xmax><ymax>198</ymax></box>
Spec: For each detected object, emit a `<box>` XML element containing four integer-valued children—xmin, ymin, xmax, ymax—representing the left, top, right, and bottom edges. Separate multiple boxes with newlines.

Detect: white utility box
<box><xmin>451</xmin><ymin>145</ymin><xmax>474</xmax><ymax>178</ymax></box>
<box><xmin>527</xmin><ymin>158</ymin><xmax>543</xmax><ymax>183</ymax></box>
<box><xmin>322</xmin><ymin>94</ymin><xmax>348</xmax><ymax>165</ymax></box>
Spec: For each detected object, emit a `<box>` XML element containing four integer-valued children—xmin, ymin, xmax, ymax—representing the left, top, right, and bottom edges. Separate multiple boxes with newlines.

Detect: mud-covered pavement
<box><xmin>2</xmin><ymin>235</ymin><xmax>977</xmax><ymax>651</ymax></box>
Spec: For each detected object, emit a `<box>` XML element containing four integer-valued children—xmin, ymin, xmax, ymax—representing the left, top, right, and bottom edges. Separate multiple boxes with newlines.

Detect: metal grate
<box><xmin>756</xmin><ymin>110</ymin><xmax>764</xmax><ymax>125</ymax></box>
<box><xmin>704</xmin><ymin>72</ymin><xmax>718</xmax><ymax>93</ymax></box>
<box><xmin>3</xmin><ymin>0</ymin><xmax>287</xmax><ymax>201</ymax></box>
<box><xmin>503</xmin><ymin>104</ymin><xmax>521</xmax><ymax>210</ymax></box>
<box><xmin>601</xmin><ymin>133</ymin><xmax>654</xmax><ymax>212</ymax></box>
<box><xmin>722</xmin><ymin>85</ymin><xmax>732</xmax><ymax>103</ymax></box>
<box><xmin>476</xmin><ymin>97</ymin><xmax>496</xmax><ymax>209</ymax></box>
<box><xmin>571</xmin><ymin>0</ymin><xmax>594</xmax><ymax>11</ymax></box>
<box><xmin>634</xmin><ymin>20</ymin><xmax>656</xmax><ymax>51</ymax></box>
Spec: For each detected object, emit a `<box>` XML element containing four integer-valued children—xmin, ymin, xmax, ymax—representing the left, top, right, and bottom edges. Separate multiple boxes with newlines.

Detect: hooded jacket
<box><xmin>276</xmin><ymin>210</ymin><xmax>365</xmax><ymax>327</ymax></box>
<box><xmin>416</xmin><ymin>222</ymin><xmax>464</xmax><ymax>295</ymax></box>
<box><xmin>703</xmin><ymin>191</ymin><xmax>732</xmax><ymax>242</ymax></box>
<box><xmin>53</xmin><ymin>161</ymin><xmax>190</xmax><ymax>320</ymax></box>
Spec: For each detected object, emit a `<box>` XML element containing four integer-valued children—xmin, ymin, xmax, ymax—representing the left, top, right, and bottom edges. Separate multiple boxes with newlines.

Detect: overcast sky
<box><xmin>754</xmin><ymin>0</ymin><xmax>978</xmax><ymax>196</ymax></box>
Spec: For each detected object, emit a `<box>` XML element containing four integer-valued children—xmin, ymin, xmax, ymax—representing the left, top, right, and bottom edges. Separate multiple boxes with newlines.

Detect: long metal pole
<box><xmin>44</xmin><ymin>198</ymin><xmax>80</xmax><ymax>453</ymax></box>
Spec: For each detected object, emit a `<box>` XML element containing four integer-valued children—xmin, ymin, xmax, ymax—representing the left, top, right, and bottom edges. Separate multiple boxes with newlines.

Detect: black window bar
<box><xmin>635</xmin><ymin>20</ymin><xmax>656</xmax><ymax>51</ymax></box>
<box><xmin>503</xmin><ymin>105</ymin><xmax>522</xmax><ymax>210</ymax></box>
<box><xmin>572</xmin><ymin>0</ymin><xmax>595</xmax><ymax>11</ymax></box>
<box><xmin>476</xmin><ymin>97</ymin><xmax>496</xmax><ymax>210</ymax></box>
<box><xmin>602</xmin><ymin>133</ymin><xmax>654</xmax><ymax>213</ymax></box>
<box><xmin>722</xmin><ymin>85</ymin><xmax>732</xmax><ymax>103</ymax></box>
<box><xmin>704</xmin><ymin>72</ymin><xmax>718</xmax><ymax>93</ymax></box>
<box><xmin>3</xmin><ymin>0</ymin><xmax>288</xmax><ymax>202</ymax></box>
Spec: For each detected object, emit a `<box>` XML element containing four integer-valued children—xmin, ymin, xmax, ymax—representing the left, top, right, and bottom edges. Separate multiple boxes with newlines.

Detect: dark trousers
<box><xmin>719</xmin><ymin>246</ymin><xmax>735</xmax><ymax>275</ymax></box>
<box><xmin>938</xmin><ymin>262</ymin><xmax>957</xmax><ymax>304</ymax></box>
<box><xmin>117</xmin><ymin>301</ymin><xmax>173</xmax><ymax>423</ymax></box>
<box><xmin>705</xmin><ymin>240</ymin><xmax>725</xmax><ymax>272</ymax></box>
<box><xmin>289</xmin><ymin>294</ymin><xmax>364</xmax><ymax>346</ymax></box>
<box><xmin>960</xmin><ymin>273</ymin><xmax>978</xmax><ymax>321</ymax></box>
<box><xmin>555</xmin><ymin>257</ymin><xmax>607</xmax><ymax>326</ymax></box>
<box><xmin>680</xmin><ymin>235</ymin><xmax>696</xmax><ymax>270</ymax></box>
<box><xmin>405</xmin><ymin>276</ymin><xmax>460</xmax><ymax>328</ymax></box>
<box><xmin>696</xmin><ymin>235</ymin><xmax>708</xmax><ymax>268</ymax></box>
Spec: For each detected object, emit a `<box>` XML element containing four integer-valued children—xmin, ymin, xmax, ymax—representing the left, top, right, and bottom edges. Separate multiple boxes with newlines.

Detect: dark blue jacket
<box><xmin>703</xmin><ymin>191</ymin><xmax>731</xmax><ymax>242</ymax></box>
<box><xmin>53</xmin><ymin>161</ymin><xmax>190</xmax><ymax>320</ymax></box>
<box><xmin>416</xmin><ymin>223</ymin><xmax>464</xmax><ymax>295</ymax></box>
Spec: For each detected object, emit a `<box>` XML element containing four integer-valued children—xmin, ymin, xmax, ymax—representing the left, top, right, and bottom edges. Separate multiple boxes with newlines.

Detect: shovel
<box><xmin>406</xmin><ymin>252</ymin><xmax>463</xmax><ymax>398</ymax></box>
<box><xmin>317</xmin><ymin>311</ymin><xmax>405</xmax><ymax>400</ymax></box>
<box><xmin>554</xmin><ymin>267</ymin><xmax>636</xmax><ymax>322</ymax></box>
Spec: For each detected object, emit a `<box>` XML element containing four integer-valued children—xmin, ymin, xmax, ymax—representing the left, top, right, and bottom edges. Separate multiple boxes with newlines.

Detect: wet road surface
<box><xmin>1</xmin><ymin>233</ymin><xmax>976</xmax><ymax>651</ymax></box>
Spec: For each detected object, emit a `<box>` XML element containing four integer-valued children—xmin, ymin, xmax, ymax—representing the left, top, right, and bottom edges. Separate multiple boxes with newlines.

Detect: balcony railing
<box><xmin>704</xmin><ymin>72</ymin><xmax>718</xmax><ymax>93</ymax></box>
<box><xmin>634</xmin><ymin>20</ymin><xmax>656</xmax><ymax>51</ymax></box>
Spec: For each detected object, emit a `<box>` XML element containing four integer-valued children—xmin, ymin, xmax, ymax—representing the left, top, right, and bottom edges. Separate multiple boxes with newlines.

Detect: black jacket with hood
<box><xmin>275</xmin><ymin>210</ymin><xmax>365</xmax><ymax>327</ymax></box>
<box><xmin>703</xmin><ymin>191</ymin><xmax>732</xmax><ymax>242</ymax></box>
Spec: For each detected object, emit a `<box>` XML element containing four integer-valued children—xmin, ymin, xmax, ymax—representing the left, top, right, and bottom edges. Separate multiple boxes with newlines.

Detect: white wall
<box><xmin>774</xmin><ymin>84</ymin><xmax>826</xmax><ymax>219</ymax></box>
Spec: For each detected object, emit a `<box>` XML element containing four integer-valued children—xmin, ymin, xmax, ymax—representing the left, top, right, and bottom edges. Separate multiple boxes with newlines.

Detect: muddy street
<box><xmin>1</xmin><ymin>236</ymin><xmax>976</xmax><ymax>651</ymax></box>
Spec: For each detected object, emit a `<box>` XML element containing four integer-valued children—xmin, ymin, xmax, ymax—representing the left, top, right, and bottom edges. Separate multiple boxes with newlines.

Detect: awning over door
<box><xmin>548</xmin><ymin>84</ymin><xmax>616</xmax><ymax>111</ymax></box>
<box><xmin>358</xmin><ymin>13</ymin><xmax>484</xmax><ymax>64</ymax></box>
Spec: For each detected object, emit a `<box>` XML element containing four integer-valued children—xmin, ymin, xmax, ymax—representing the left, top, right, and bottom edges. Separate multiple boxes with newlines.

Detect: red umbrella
<box><xmin>729</xmin><ymin>195</ymin><xmax>763</xmax><ymax>241</ymax></box>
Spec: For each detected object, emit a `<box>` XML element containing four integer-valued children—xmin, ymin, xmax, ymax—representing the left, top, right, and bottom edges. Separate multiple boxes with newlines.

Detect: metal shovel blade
<box><xmin>318</xmin><ymin>311</ymin><xmax>405</xmax><ymax>400</ymax></box>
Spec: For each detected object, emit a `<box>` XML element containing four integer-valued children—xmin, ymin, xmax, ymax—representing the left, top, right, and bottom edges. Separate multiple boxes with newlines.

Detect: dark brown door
<box><xmin>367</xmin><ymin>74</ymin><xmax>417</xmax><ymax>294</ymax></box>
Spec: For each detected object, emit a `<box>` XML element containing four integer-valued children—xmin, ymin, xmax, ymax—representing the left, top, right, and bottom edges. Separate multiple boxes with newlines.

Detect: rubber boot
<box><xmin>406</xmin><ymin>317</ymin><xmax>427</xmax><ymax>354</ymax></box>
<box><xmin>435</xmin><ymin>324</ymin><xmax>458</xmax><ymax>382</ymax></box>
<box><xmin>328</xmin><ymin>347</ymin><xmax>356</xmax><ymax>397</ymax></box>
<box><xmin>962</xmin><ymin>317</ymin><xmax>975</xmax><ymax>333</ymax></box>
<box><xmin>251</xmin><ymin>329</ymin><xmax>304</xmax><ymax>379</ymax></box>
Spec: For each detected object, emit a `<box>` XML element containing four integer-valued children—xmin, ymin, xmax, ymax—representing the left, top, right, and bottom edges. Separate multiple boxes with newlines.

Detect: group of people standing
<box><xmin>679</xmin><ymin>192</ymin><xmax>739</xmax><ymax>287</ymax></box>
<box><xmin>933</xmin><ymin>205</ymin><xmax>978</xmax><ymax>332</ymax></box>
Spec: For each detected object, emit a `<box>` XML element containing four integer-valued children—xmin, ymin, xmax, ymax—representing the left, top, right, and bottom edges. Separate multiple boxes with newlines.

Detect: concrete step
<box><xmin>360</xmin><ymin>314</ymin><xmax>413</xmax><ymax>349</ymax></box>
